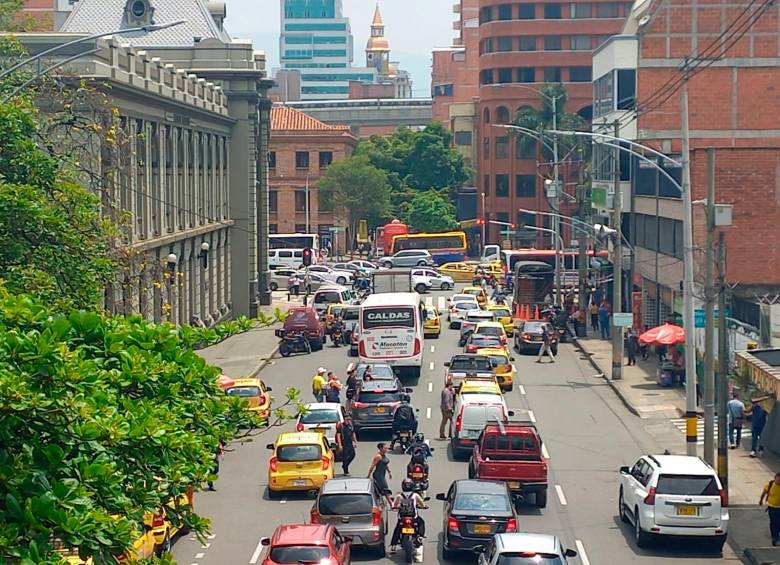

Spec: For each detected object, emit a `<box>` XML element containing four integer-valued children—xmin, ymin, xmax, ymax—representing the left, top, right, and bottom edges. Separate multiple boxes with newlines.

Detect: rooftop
<box><xmin>271</xmin><ymin>105</ymin><xmax>351</xmax><ymax>132</ymax></box>
<box><xmin>496</xmin><ymin>533</ymin><xmax>561</xmax><ymax>555</ymax></box>
<box><xmin>320</xmin><ymin>477</ymin><xmax>373</xmax><ymax>494</ymax></box>
<box><xmin>649</xmin><ymin>454</ymin><xmax>716</xmax><ymax>474</ymax></box>
<box><xmin>271</xmin><ymin>524</ymin><xmax>331</xmax><ymax>545</ymax></box>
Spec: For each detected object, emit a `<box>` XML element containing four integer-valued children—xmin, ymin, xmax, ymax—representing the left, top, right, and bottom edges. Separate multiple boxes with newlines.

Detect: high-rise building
<box><xmin>279</xmin><ymin>0</ymin><xmax>376</xmax><ymax>99</ymax></box>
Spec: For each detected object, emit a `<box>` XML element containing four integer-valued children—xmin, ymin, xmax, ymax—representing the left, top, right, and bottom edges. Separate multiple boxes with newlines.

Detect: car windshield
<box><xmin>314</xmin><ymin>291</ymin><xmax>340</xmax><ymax>304</ymax></box>
<box><xmin>656</xmin><ymin>474</ymin><xmax>720</xmax><ymax>496</ymax></box>
<box><xmin>356</xmin><ymin>390</ymin><xmax>403</xmax><ymax>404</ymax></box>
<box><xmin>318</xmin><ymin>493</ymin><xmax>374</xmax><ymax>515</ymax></box>
<box><xmin>464</xmin><ymin>289</ymin><xmax>482</xmax><ymax>296</ymax></box>
<box><xmin>522</xmin><ymin>322</ymin><xmax>546</xmax><ymax>333</ymax></box>
<box><xmin>276</xmin><ymin>444</ymin><xmax>322</xmax><ymax>462</ymax></box>
<box><xmin>467</xmin><ymin>313</ymin><xmax>493</xmax><ymax>322</ymax></box>
<box><xmin>329</xmin><ymin>306</ymin><xmax>345</xmax><ymax>318</ymax></box>
<box><xmin>269</xmin><ymin>546</ymin><xmax>330</xmax><ymax>564</ymax></box>
<box><xmin>463</xmin><ymin>405</ymin><xmax>504</xmax><ymax>425</ymax></box>
<box><xmin>452</xmin><ymin>295</ymin><xmax>476</xmax><ymax>303</ymax></box>
<box><xmin>470</xmin><ymin>336</ymin><xmax>502</xmax><ymax>347</ymax></box>
<box><xmin>357</xmin><ymin>365</ymin><xmax>395</xmax><ymax>379</ymax></box>
<box><xmin>496</xmin><ymin>555</ymin><xmax>564</xmax><ymax>565</ymax></box>
<box><xmin>456</xmin><ymin>303</ymin><xmax>478</xmax><ymax>312</ymax></box>
<box><xmin>225</xmin><ymin>386</ymin><xmax>261</xmax><ymax>397</ymax></box>
<box><xmin>487</xmin><ymin>355</ymin><xmax>509</xmax><ymax>367</ymax></box>
<box><xmin>300</xmin><ymin>409</ymin><xmax>340</xmax><ymax>424</ymax></box>
<box><xmin>491</xmin><ymin>308</ymin><xmax>511</xmax><ymax>318</ymax></box>
<box><xmin>476</xmin><ymin>326</ymin><xmax>503</xmax><ymax>337</ymax></box>
<box><xmin>343</xmin><ymin>308</ymin><xmax>359</xmax><ymax>321</ymax></box>
<box><xmin>453</xmin><ymin>493</ymin><xmax>511</xmax><ymax>512</ymax></box>
<box><xmin>450</xmin><ymin>357</ymin><xmax>492</xmax><ymax>371</ymax></box>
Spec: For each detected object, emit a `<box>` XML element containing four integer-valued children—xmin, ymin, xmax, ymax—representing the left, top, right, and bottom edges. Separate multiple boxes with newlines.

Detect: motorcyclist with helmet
<box><xmin>389</xmin><ymin>479</ymin><xmax>428</xmax><ymax>554</ymax></box>
<box><xmin>389</xmin><ymin>395</ymin><xmax>417</xmax><ymax>450</ymax></box>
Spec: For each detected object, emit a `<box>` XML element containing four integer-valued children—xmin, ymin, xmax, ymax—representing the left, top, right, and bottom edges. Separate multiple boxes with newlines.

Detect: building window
<box><xmin>295</xmin><ymin>223</ymin><xmax>307</xmax><ymax>233</ymax></box>
<box><xmin>495</xmin><ymin>106</ymin><xmax>511</xmax><ymax>124</ymax></box>
<box><xmin>597</xmin><ymin>2</ymin><xmax>619</xmax><ymax>17</ymax></box>
<box><xmin>433</xmin><ymin>83</ymin><xmax>454</xmax><ymax>96</ymax></box>
<box><xmin>269</xmin><ymin>223</ymin><xmax>278</xmax><ymax>234</ymax></box>
<box><xmin>479</xmin><ymin>5</ymin><xmax>493</xmax><ymax>23</ymax></box>
<box><xmin>295</xmin><ymin>151</ymin><xmax>309</xmax><ymax>169</ymax></box>
<box><xmin>518</xmin><ymin>67</ymin><xmax>535</xmax><ymax>83</ymax></box>
<box><xmin>497</xmin><ymin>67</ymin><xmax>513</xmax><ymax>83</ymax></box>
<box><xmin>483</xmin><ymin>174</ymin><xmax>490</xmax><ymax>196</ymax></box>
<box><xmin>544</xmin><ymin>67</ymin><xmax>561</xmax><ymax>82</ymax></box>
<box><xmin>269</xmin><ymin>191</ymin><xmax>278</xmax><ymax>213</ymax></box>
<box><xmin>481</xmin><ymin>38</ymin><xmax>494</xmax><ymax>54</ymax></box>
<box><xmin>571</xmin><ymin>35</ymin><xmax>592</xmax><ymax>50</ymax></box>
<box><xmin>497</xmin><ymin>3</ymin><xmax>513</xmax><ymax>20</ymax></box>
<box><xmin>455</xmin><ymin>131</ymin><xmax>473</xmax><ymax>146</ymax></box>
<box><xmin>571</xmin><ymin>3</ymin><xmax>591</xmax><ymax>18</ymax></box>
<box><xmin>617</xmin><ymin>68</ymin><xmax>636</xmax><ymax>109</ymax></box>
<box><xmin>544</xmin><ymin>3</ymin><xmax>561</xmax><ymax>18</ymax></box>
<box><xmin>543</xmin><ymin>35</ymin><xmax>562</xmax><ymax>50</ymax></box>
<box><xmin>593</xmin><ymin>71</ymin><xmax>614</xmax><ymax>118</ymax></box>
<box><xmin>295</xmin><ymin>190</ymin><xmax>307</xmax><ymax>212</ymax></box>
<box><xmin>497</xmin><ymin>36</ymin><xmax>514</xmax><ymax>52</ymax></box>
<box><xmin>480</xmin><ymin>69</ymin><xmax>494</xmax><ymax>85</ymax></box>
<box><xmin>496</xmin><ymin>136</ymin><xmax>510</xmax><ymax>159</ymax></box>
<box><xmin>570</xmin><ymin>66</ymin><xmax>592</xmax><ymax>82</ymax></box>
<box><xmin>519</xmin><ymin>36</ymin><xmax>536</xmax><ymax>51</ymax></box>
<box><xmin>518</xmin><ymin>3</ymin><xmax>535</xmax><ymax>19</ymax></box>
<box><xmin>319</xmin><ymin>191</ymin><xmax>334</xmax><ymax>211</ymax></box>
<box><xmin>517</xmin><ymin>211</ymin><xmax>536</xmax><ymax>228</ymax></box>
<box><xmin>483</xmin><ymin>137</ymin><xmax>490</xmax><ymax>159</ymax></box>
<box><xmin>596</xmin><ymin>35</ymin><xmax>611</xmax><ymax>47</ymax></box>
<box><xmin>516</xmin><ymin>138</ymin><xmax>536</xmax><ymax>159</ymax></box>
<box><xmin>516</xmin><ymin>175</ymin><xmax>536</xmax><ymax>197</ymax></box>
<box><xmin>495</xmin><ymin>174</ymin><xmax>510</xmax><ymax>197</ymax></box>
<box><xmin>319</xmin><ymin>151</ymin><xmax>333</xmax><ymax>169</ymax></box>
<box><xmin>269</xmin><ymin>151</ymin><xmax>276</xmax><ymax>169</ymax></box>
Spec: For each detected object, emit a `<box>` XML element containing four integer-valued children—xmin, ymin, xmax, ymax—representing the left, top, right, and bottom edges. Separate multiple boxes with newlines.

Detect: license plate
<box><xmin>411</xmin><ymin>472</ymin><xmax>423</xmax><ymax>479</ymax></box>
<box><xmin>532</xmin><ymin>336</ymin><xmax>542</xmax><ymax>341</ymax></box>
<box><xmin>401</xmin><ymin>527</ymin><xmax>415</xmax><ymax>534</ymax></box>
<box><xmin>374</xmin><ymin>407</ymin><xmax>386</xmax><ymax>414</ymax></box>
<box><xmin>313</xmin><ymin>428</ymin><xmax>327</xmax><ymax>433</ymax></box>
<box><xmin>473</xmin><ymin>524</ymin><xmax>491</xmax><ymax>534</ymax></box>
<box><xmin>507</xmin><ymin>481</ymin><xmax>520</xmax><ymax>489</ymax></box>
<box><xmin>677</xmin><ymin>505</ymin><xmax>698</xmax><ymax>516</ymax></box>
<box><xmin>293</xmin><ymin>479</ymin><xmax>307</xmax><ymax>487</ymax></box>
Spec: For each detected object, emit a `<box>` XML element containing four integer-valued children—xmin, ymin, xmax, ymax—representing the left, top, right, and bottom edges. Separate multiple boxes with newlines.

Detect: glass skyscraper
<box><xmin>280</xmin><ymin>0</ymin><xmax>376</xmax><ymax>99</ymax></box>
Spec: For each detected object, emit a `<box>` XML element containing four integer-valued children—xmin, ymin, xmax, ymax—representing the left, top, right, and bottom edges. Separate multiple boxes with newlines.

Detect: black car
<box><xmin>437</xmin><ymin>479</ymin><xmax>518</xmax><ymax>557</ymax></box>
<box><xmin>347</xmin><ymin>379</ymin><xmax>411</xmax><ymax>435</ymax></box>
<box><xmin>355</xmin><ymin>363</ymin><xmax>397</xmax><ymax>382</ymax></box>
<box><xmin>514</xmin><ymin>320</ymin><xmax>558</xmax><ymax>355</ymax></box>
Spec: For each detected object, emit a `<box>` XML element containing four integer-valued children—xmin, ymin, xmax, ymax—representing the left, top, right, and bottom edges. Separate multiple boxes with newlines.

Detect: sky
<box><xmin>224</xmin><ymin>0</ymin><xmax>455</xmax><ymax>97</ymax></box>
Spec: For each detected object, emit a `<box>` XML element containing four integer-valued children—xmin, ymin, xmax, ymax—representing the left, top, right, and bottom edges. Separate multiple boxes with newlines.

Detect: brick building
<box><xmin>269</xmin><ymin>106</ymin><xmax>357</xmax><ymax>252</ymax></box>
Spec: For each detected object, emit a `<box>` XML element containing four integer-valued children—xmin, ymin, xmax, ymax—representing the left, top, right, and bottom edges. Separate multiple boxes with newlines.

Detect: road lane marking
<box><xmin>427</xmin><ymin>382</ymin><xmax>433</xmax><ymax>392</ymax></box>
<box><xmin>541</xmin><ymin>443</ymin><xmax>550</xmax><ymax>459</ymax></box>
<box><xmin>429</xmin><ymin>361</ymin><xmax>435</xmax><ymax>371</ymax></box>
<box><xmin>426</xmin><ymin>407</ymin><xmax>432</xmax><ymax>419</ymax></box>
<box><xmin>196</xmin><ymin>553</ymin><xmax>205</xmax><ymax>559</ymax></box>
<box><xmin>430</xmin><ymin>345</ymin><xmax>435</xmax><ymax>353</ymax></box>
<box><xmin>425</xmin><ymin>296</ymin><xmax>433</xmax><ymax>306</ymax></box>
<box><xmin>280</xmin><ymin>497</ymin><xmax>287</xmax><ymax>504</ymax></box>
<box><xmin>518</xmin><ymin>385</ymin><xmax>526</xmax><ymax>395</ymax></box>
<box><xmin>207</xmin><ymin>534</ymin><xmax>216</xmax><ymax>540</ymax></box>
<box><xmin>249</xmin><ymin>538</ymin><xmax>265</xmax><ymax>564</ymax></box>
<box><xmin>528</xmin><ymin>410</ymin><xmax>536</xmax><ymax>423</ymax></box>
<box><xmin>512</xmin><ymin>364</ymin><xmax>517</xmax><ymax>373</ymax></box>
<box><xmin>201</xmin><ymin>543</ymin><xmax>211</xmax><ymax>549</ymax></box>
<box><xmin>438</xmin><ymin>296</ymin><xmax>446</xmax><ymax>309</ymax></box>
<box><xmin>555</xmin><ymin>485</ymin><xmax>568</xmax><ymax>506</ymax></box>
<box><xmin>575</xmin><ymin>540</ymin><xmax>591</xmax><ymax>565</ymax></box>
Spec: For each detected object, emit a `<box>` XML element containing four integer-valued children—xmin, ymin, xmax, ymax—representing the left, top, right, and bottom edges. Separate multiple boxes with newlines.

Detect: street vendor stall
<box><xmin>639</xmin><ymin>323</ymin><xmax>686</xmax><ymax>386</ymax></box>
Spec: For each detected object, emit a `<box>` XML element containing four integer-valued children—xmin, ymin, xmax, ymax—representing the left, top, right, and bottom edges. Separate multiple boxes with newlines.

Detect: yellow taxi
<box><xmin>474</xmin><ymin>321</ymin><xmax>508</xmax><ymax>346</ymax></box>
<box><xmin>424</xmin><ymin>304</ymin><xmax>441</xmax><ymax>338</ymax></box>
<box><xmin>478</xmin><ymin>262</ymin><xmax>505</xmax><ymax>282</ymax></box>
<box><xmin>462</xmin><ymin>285</ymin><xmax>488</xmax><ymax>308</ymax></box>
<box><xmin>438</xmin><ymin>262</ymin><xmax>476</xmax><ymax>282</ymax></box>
<box><xmin>147</xmin><ymin>490</ymin><xmax>194</xmax><ymax>554</ymax></box>
<box><xmin>266</xmin><ymin>431</ymin><xmax>335</xmax><ymax>497</ymax></box>
<box><xmin>487</xmin><ymin>304</ymin><xmax>514</xmax><ymax>336</ymax></box>
<box><xmin>225</xmin><ymin>377</ymin><xmax>272</xmax><ymax>421</ymax></box>
<box><xmin>458</xmin><ymin>375</ymin><xmax>502</xmax><ymax>396</ymax></box>
<box><xmin>477</xmin><ymin>347</ymin><xmax>516</xmax><ymax>392</ymax></box>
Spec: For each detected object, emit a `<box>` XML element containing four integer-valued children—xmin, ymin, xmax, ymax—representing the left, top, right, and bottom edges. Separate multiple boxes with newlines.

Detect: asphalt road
<box><xmin>173</xmin><ymin>288</ymin><xmax>741</xmax><ymax>565</ymax></box>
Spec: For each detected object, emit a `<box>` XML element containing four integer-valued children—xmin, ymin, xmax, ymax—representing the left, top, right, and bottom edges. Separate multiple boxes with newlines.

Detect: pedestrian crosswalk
<box><xmin>425</xmin><ymin>296</ymin><xmax>447</xmax><ymax>310</ymax></box>
<box><xmin>669</xmin><ymin>418</ymin><xmax>751</xmax><ymax>445</ymax></box>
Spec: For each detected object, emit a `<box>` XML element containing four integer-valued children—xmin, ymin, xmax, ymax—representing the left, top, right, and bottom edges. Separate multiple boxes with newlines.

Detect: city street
<box><xmin>173</xmin><ymin>288</ymin><xmax>740</xmax><ymax>565</ymax></box>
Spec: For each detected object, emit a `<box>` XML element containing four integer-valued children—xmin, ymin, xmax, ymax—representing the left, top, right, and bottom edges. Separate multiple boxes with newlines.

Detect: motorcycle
<box><xmin>406</xmin><ymin>462</ymin><xmax>429</xmax><ymax>496</ymax></box>
<box><xmin>279</xmin><ymin>332</ymin><xmax>311</xmax><ymax>357</ymax></box>
<box><xmin>391</xmin><ymin>430</ymin><xmax>413</xmax><ymax>452</ymax></box>
<box><xmin>331</xmin><ymin>325</ymin><xmax>344</xmax><ymax>347</ymax></box>
<box><xmin>398</xmin><ymin>497</ymin><xmax>430</xmax><ymax>563</ymax></box>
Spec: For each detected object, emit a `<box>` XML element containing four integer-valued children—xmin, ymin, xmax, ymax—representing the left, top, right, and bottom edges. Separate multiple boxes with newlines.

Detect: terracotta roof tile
<box><xmin>271</xmin><ymin>106</ymin><xmax>351</xmax><ymax>132</ymax></box>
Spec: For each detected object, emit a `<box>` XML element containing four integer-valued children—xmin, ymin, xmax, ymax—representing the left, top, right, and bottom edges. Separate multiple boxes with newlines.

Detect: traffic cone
<box><xmin>534</xmin><ymin>305</ymin><xmax>540</xmax><ymax>320</ymax></box>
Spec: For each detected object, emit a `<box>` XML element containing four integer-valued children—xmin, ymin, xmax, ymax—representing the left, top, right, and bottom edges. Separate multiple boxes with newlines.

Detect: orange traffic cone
<box><xmin>534</xmin><ymin>305</ymin><xmax>540</xmax><ymax>320</ymax></box>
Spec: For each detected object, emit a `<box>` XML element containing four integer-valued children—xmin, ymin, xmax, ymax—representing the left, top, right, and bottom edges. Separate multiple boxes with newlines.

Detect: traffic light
<box><xmin>509</xmin><ymin>223</ymin><xmax>516</xmax><ymax>229</ymax></box>
<box><xmin>302</xmin><ymin>247</ymin><xmax>313</xmax><ymax>267</ymax></box>
<box><xmin>476</xmin><ymin>219</ymin><xmax>485</xmax><ymax>226</ymax></box>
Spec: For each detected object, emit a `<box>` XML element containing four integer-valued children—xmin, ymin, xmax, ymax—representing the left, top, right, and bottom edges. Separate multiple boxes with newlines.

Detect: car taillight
<box><xmin>413</xmin><ymin>338</ymin><xmax>421</xmax><ymax>356</ymax></box>
<box><xmin>720</xmin><ymin>488</ymin><xmax>728</xmax><ymax>507</ymax></box>
<box><xmin>296</xmin><ymin>422</ymin><xmax>304</xmax><ymax>432</ymax></box>
<box><xmin>644</xmin><ymin>487</ymin><xmax>656</xmax><ymax>505</ymax></box>
<box><xmin>447</xmin><ymin>517</ymin><xmax>459</xmax><ymax>532</ymax></box>
<box><xmin>152</xmin><ymin>512</ymin><xmax>165</xmax><ymax>528</ymax></box>
<box><xmin>500</xmin><ymin>336</ymin><xmax>507</xmax><ymax>343</ymax></box>
<box><xmin>506</xmin><ymin>517</ymin><xmax>517</xmax><ymax>532</ymax></box>
<box><xmin>321</xmin><ymin>457</ymin><xmax>330</xmax><ymax>471</ymax></box>
<box><xmin>351</xmin><ymin>401</ymin><xmax>368</xmax><ymax>409</ymax></box>
<box><xmin>310</xmin><ymin>508</ymin><xmax>320</xmax><ymax>524</ymax></box>
<box><xmin>269</xmin><ymin>457</ymin><xmax>278</xmax><ymax>472</ymax></box>
<box><xmin>372</xmin><ymin>506</ymin><xmax>382</xmax><ymax>526</ymax></box>
<box><xmin>466</xmin><ymin>345</ymin><xmax>477</xmax><ymax>353</ymax></box>
<box><xmin>258</xmin><ymin>394</ymin><xmax>266</xmax><ymax>406</ymax></box>
<box><xmin>455</xmin><ymin>413</ymin><xmax>463</xmax><ymax>432</ymax></box>
<box><xmin>522</xmin><ymin>332</ymin><xmax>531</xmax><ymax>340</ymax></box>
<box><xmin>359</xmin><ymin>341</ymin><xmax>367</xmax><ymax>356</ymax></box>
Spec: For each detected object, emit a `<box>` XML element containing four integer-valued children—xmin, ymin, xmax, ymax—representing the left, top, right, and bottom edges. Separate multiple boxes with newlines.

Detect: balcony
<box><xmin>453</xmin><ymin>2</ymin><xmax>461</xmax><ymax>13</ymax></box>
<box><xmin>453</xmin><ymin>20</ymin><xmax>461</xmax><ymax>30</ymax></box>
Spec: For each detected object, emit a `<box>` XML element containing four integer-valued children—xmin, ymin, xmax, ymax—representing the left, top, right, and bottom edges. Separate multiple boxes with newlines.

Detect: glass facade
<box><xmin>284</xmin><ymin>0</ymin><xmax>336</xmax><ymax>19</ymax></box>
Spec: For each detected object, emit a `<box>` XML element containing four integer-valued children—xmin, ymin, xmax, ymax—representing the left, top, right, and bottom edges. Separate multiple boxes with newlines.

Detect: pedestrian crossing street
<box><xmin>669</xmin><ymin>418</ymin><xmax>751</xmax><ymax>445</ymax></box>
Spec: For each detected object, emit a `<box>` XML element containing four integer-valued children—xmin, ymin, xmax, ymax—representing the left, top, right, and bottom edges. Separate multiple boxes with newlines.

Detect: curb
<box><xmin>249</xmin><ymin>344</ymin><xmax>281</xmax><ymax>378</ymax></box>
<box><xmin>571</xmin><ymin>336</ymin><xmax>641</xmax><ymax>418</ymax></box>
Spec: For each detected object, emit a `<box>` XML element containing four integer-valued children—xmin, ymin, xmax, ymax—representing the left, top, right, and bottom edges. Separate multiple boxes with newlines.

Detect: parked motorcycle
<box><xmin>279</xmin><ymin>332</ymin><xmax>311</xmax><ymax>357</ymax></box>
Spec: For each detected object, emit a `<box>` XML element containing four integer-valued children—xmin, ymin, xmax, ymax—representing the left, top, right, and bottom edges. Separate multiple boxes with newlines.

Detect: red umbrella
<box><xmin>639</xmin><ymin>323</ymin><xmax>686</xmax><ymax>346</ymax></box>
<box><xmin>217</xmin><ymin>374</ymin><xmax>235</xmax><ymax>391</ymax></box>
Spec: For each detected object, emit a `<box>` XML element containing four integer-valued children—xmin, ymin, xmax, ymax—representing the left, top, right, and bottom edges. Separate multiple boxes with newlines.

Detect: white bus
<box><xmin>269</xmin><ymin>233</ymin><xmax>320</xmax><ymax>251</ymax></box>
<box><xmin>357</xmin><ymin>292</ymin><xmax>425</xmax><ymax>378</ymax></box>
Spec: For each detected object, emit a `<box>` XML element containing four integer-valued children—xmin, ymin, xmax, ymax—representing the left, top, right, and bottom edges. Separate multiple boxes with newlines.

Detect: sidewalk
<box><xmin>573</xmin><ymin>334</ymin><xmax>780</xmax><ymax>564</ymax></box>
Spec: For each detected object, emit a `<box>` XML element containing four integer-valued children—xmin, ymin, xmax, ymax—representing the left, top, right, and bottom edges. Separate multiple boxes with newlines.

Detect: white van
<box><xmin>481</xmin><ymin>244</ymin><xmax>501</xmax><ymax>264</ymax></box>
<box><xmin>312</xmin><ymin>285</ymin><xmax>354</xmax><ymax>314</ymax></box>
<box><xmin>269</xmin><ymin>248</ymin><xmax>303</xmax><ymax>270</ymax></box>
<box><xmin>357</xmin><ymin>292</ymin><xmax>424</xmax><ymax>378</ymax></box>
<box><xmin>451</xmin><ymin>393</ymin><xmax>511</xmax><ymax>459</ymax></box>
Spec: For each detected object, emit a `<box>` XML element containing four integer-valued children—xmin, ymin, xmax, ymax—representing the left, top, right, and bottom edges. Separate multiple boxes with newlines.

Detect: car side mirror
<box><xmin>507</xmin><ymin>410</ymin><xmax>515</xmax><ymax>417</ymax></box>
<box><xmin>430</xmin><ymin>447</ymin><xmax>435</xmax><ymax>452</ymax></box>
<box><xmin>343</xmin><ymin>536</ymin><xmax>353</xmax><ymax>543</ymax></box>
<box><xmin>266</xmin><ymin>443</ymin><xmax>275</xmax><ymax>450</ymax></box>
<box><xmin>405</xmin><ymin>387</ymin><xmax>413</xmax><ymax>393</ymax></box>
<box><xmin>265</xmin><ymin>386</ymin><xmax>273</xmax><ymax>392</ymax></box>
<box><xmin>564</xmin><ymin>548</ymin><xmax>578</xmax><ymax>558</ymax></box>
<box><xmin>435</xmin><ymin>493</ymin><xmax>447</xmax><ymax>501</ymax></box>
<box><xmin>444</xmin><ymin>362</ymin><xmax>450</xmax><ymax>367</ymax></box>
<box><xmin>510</xmin><ymin>357</ymin><xmax>515</xmax><ymax>361</ymax></box>
<box><xmin>619</xmin><ymin>465</ymin><xmax>630</xmax><ymax>475</ymax></box>
<box><xmin>260</xmin><ymin>537</ymin><xmax>271</xmax><ymax>546</ymax></box>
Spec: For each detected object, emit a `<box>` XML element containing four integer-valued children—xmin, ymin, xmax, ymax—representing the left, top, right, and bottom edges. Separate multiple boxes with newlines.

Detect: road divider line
<box><xmin>541</xmin><ymin>443</ymin><xmax>550</xmax><ymax>459</ymax></box>
<box><xmin>429</xmin><ymin>361</ymin><xmax>435</xmax><ymax>371</ymax></box>
<box><xmin>430</xmin><ymin>345</ymin><xmax>435</xmax><ymax>353</ymax></box>
<box><xmin>427</xmin><ymin>382</ymin><xmax>433</xmax><ymax>392</ymax></box>
<box><xmin>555</xmin><ymin>485</ymin><xmax>568</xmax><ymax>506</ymax></box>
<box><xmin>207</xmin><ymin>534</ymin><xmax>216</xmax><ymax>540</ymax></box>
<box><xmin>518</xmin><ymin>385</ymin><xmax>526</xmax><ymax>395</ymax></box>
<box><xmin>201</xmin><ymin>543</ymin><xmax>211</xmax><ymax>549</ymax></box>
<box><xmin>280</xmin><ymin>497</ymin><xmax>287</xmax><ymax>504</ymax></box>
<box><xmin>528</xmin><ymin>410</ymin><xmax>536</xmax><ymax>423</ymax></box>
<box><xmin>438</xmin><ymin>296</ymin><xmax>446</xmax><ymax>309</ymax></box>
<box><xmin>425</xmin><ymin>296</ymin><xmax>433</xmax><ymax>307</ymax></box>
<box><xmin>512</xmin><ymin>364</ymin><xmax>517</xmax><ymax>373</ymax></box>
<box><xmin>195</xmin><ymin>553</ymin><xmax>205</xmax><ymax>559</ymax></box>
<box><xmin>426</xmin><ymin>407</ymin><xmax>432</xmax><ymax>419</ymax></box>
<box><xmin>249</xmin><ymin>538</ymin><xmax>264</xmax><ymax>564</ymax></box>
<box><xmin>575</xmin><ymin>540</ymin><xmax>591</xmax><ymax>565</ymax></box>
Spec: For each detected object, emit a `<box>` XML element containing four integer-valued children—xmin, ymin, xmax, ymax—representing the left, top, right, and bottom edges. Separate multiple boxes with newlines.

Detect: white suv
<box><xmin>618</xmin><ymin>455</ymin><xmax>728</xmax><ymax>551</ymax></box>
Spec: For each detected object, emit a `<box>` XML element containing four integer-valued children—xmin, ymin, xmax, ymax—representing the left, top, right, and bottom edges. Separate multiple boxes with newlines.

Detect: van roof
<box><xmin>361</xmin><ymin>292</ymin><xmax>421</xmax><ymax>308</ymax></box>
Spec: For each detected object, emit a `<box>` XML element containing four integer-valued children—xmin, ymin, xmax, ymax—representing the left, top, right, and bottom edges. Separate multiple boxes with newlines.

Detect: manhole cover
<box><xmin>642</xmin><ymin>392</ymin><xmax>663</xmax><ymax>397</ymax></box>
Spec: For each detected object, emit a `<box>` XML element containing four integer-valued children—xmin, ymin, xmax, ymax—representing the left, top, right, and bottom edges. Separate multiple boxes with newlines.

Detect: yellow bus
<box><xmin>390</xmin><ymin>231</ymin><xmax>467</xmax><ymax>265</ymax></box>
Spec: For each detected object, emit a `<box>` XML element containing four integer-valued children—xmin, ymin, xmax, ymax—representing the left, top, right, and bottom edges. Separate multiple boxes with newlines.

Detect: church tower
<box><xmin>365</xmin><ymin>3</ymin><xmax>390</xmax><ymax>77</ymax></box>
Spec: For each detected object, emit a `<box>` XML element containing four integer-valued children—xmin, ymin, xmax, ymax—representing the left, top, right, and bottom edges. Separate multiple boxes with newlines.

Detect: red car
<box><xmin>260</xmin><ymin>524</ymin><xmax>351</xmax><ymax>565</ymax></box>
<box><xmin>275</xmin><ymin>306</ymin><xmax>326</xmax><ymax>351</ymax></box>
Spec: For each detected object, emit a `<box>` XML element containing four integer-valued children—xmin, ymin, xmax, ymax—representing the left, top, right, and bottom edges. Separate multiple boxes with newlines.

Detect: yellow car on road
<box><xmin>462</xmin><ymin>286</ymin><xmax>488</xmax><ymax>308</ymax></box>
<box><xmin>438</xmin><ymin>262</ymin><xmax>477</xmax><ymax>282</ymax></box>
<box><xmin>266</xmin><ymin>431</ymin><xmax>335</xmax><ymax>497</ymax></box>
<box><xmin>424</xmin><ymin>304</ymin><xmax>441</xmax><ymax>338</ymax></box>
<box><xmin>477</xmin><ymin>347</ymin><xmax>516</xmax><ymax>392</ymax></box>
<box><xmin>225</xmin><ymin>377</ymin><xmax>272</xmax><ymax>422</ymax></box>
<box><xmin>147</xmin><ymin>491</ymin><xmax>193</xmax><ymax>554</ymax></box>
<box><xmin>458</xmin><ymin>375</ymin><xmax>502</xmax><ymax>397</ymax></box>
<box><xmin>487</xmin><ymin>304</ymin><xmax>514</xmax><ymax>336</ymax></box>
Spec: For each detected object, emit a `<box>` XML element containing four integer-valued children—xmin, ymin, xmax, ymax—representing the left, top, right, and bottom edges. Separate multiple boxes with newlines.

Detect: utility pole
<box><xmin>703</xmin><ymin>148</ymin><xmax>716</xmax><ymax>466</ymax></box>
<box><xmin>611</xmin><ymin>119</ymin><xmax>624</xmax><ymax>380</ymax></box>
<box><xmin>552</xmin><ymin>96</ymin><xmax>562</xmax><ymax>306</ymax></box>
<box><xmin>305</xmin><ymin>173</ymin><xmax>310</xmax><ymax>233</ymax></box>
<box><xmin>716</xmin><ymin>231</ymin><xmax>729</xmax><ymax>495</ymax></box>
<box><xmin>577</xmin><ymin>163</ymin><xmax>589</xmax><ymax>337</ymax></box>
<box><xmin>681</xmin><ymin>65</ymin><xmax>698</xmax><ymax>456</ymax></box>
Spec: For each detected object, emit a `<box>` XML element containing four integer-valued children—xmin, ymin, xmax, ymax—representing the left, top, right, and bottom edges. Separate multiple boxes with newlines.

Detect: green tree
<box><xmin>318</xmin><ymin>156</ymin><xmax>392</xmax><ymax>249</ymax></box>
<box><xmin>403</xmin><ymin>190</ymin><xmax>458</xmax><ymax>233</ymax></box>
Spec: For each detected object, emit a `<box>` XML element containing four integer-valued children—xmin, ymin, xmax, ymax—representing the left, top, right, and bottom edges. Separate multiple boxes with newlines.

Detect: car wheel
<box><xmin>381</xmin><ymin>261</ymin><xmax>392</xmax><ymax>268</ymax></box>
<box><xmin>417</xmin><ymin>260</ymin><xmax>427</xmax><ymax>266</ymax></box>
<box><xmin>619</xmin><ymin>489</ymin><xmax>629</xmax><ymax>523</ymax></box>
<box><xmin>535</xmin><ymin>488</ymin><xmax>547</xmax><ymax>508</ymax></box>
<box><xmin>336</xmin><ymin>276</ymin><xmax>347</xmax><ymax>285</ymax></box>
<box><xmin>267</xmin><ymin>487</ymin><xmax>280</xmax><ymax>500</ymax></box>
<box><xmin>634</xmin><ymin>508</ymin><xmax>652</xmax><ymax>547</ymax></box>
<box><xmin>710</xmin><ymin>535</ymin><xmax>727</xmax><ymax>553</ymax></box>
<box><xmin>269</xmin><ymin>282</ymin><xmax>279</xmax><ymax>291</ymax></box>
<box><xmin>441</xmin><ymin>282</ymin><xmax>451</xmax><ymax>291</ymax></box>
<box><xmin>503</xmin><ymin>383</ymin><xmax>513</xmax><ymax>392</ymax></box>
<box><xmin>415</xmin><ymin>283</ymin><xmax>427</xmax><ymax>294</ymax></box>
<box><xmin>442</xmin><ymin>545</ymin><xmax>455</xmax><ymax>559</ymax></box>
<box><xmin>156</xmin><ymin>533</ymin><xmax>171</xmax><ymax>556</ymax></box>
<box><xmin>310</xmin><ymin>339</ymin><xmax>323</xmax><ymax>351</ymax></box>
<box><xmin>375</xmin><ymin>541</ymin><xmax>386</xmax><ymax>558</ymax></box>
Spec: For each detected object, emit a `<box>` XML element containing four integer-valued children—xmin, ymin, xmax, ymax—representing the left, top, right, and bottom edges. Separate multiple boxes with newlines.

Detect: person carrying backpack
<box><xmin>389</xmin><ymin>479</ymin><xmax>427</xmax><ymax>554</ymax></box>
